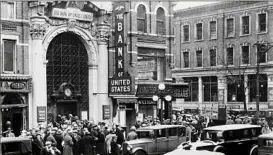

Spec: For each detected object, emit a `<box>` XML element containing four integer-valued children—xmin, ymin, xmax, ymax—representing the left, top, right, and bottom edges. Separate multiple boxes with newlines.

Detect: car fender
<box><xmin>213</xmin><ymin>145</ymin><xmax>225</xmax><ymax>153</ymax></box>
<box><xmin>249</xmin><ymin>144</ymin><xmax>258</xmax><ymax>155</ymax></box>
<box><xmin>131</xmin><ymin>147</ymin><xmax>148</xmax><ymax>155</ymax></box>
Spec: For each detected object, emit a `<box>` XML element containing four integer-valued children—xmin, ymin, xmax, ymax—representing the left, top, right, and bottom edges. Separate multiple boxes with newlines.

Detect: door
<box><xmin>156</xmin><ymin>129</ymin><xmax>168</xmax><ymax>154</ymax></box>
<box><xmin>57</xmin><ymin>102</ymin><xmax>77</xmax><ymax>117</ymax></box>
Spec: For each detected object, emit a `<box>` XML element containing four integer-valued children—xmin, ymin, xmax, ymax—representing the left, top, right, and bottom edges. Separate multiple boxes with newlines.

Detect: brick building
<box><xmin>109</xmin><ymin>1</ymin><xmax>175</xmax><ymax>127</ymax></box>
<box><xmin>173</xmin><ymin>1</ymin><xmax>273</xmax><ymax>115</ymax></box>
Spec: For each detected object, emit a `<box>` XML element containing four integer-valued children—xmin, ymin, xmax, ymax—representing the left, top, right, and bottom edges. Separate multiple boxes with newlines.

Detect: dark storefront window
<box><xmin>184</xmin><ymin>77</ymin><xmax>198</xmax><ymax>101</ymax></box>
<box><xmin>227</xmin><ymin>75</ymin><xmax>244</xmax><ymax>102</ymax></box>
<box><xmin>249</xmin><ymin>74</ymin><xmax>267</xmax><ymax>102</ymax></box>
<box><xmin>137</xmin><ymin>4</ymin><xmax>147</xmax><ymax>33</ymax></box>
<box><xmin>156</xmin><ymin>7</ymin><xmax>165</xmax><ymax>35</ymax></box>
<box><xmin>203</xmin><ymin>76</ymin><xmax>218</xmax><ymax>102</ymax></box>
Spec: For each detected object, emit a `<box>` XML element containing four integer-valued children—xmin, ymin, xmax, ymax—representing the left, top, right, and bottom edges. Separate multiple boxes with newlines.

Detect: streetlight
<box><xmin>152</xmin><ymin>83</ymin><xmax>172</xmax><ymax>124</ymax></box>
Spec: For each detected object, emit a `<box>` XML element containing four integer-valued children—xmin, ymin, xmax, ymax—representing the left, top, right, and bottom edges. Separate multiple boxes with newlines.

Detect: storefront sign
<box><xmin>109</xmin><ymin>74</ymin><xmax>132</xmax><ymax>94</ymax></box>
<box><xmin>0</xmin><ymin>80</ymin><xmax>30</xmax><ymax>92</ymax></box>
<box><xmin>51</xmin><ymin>8</ymin><xmax>93</xmax><ymax>21</ymax></box>
<box><xmin>37</xmin><ymin>106</ymin><xmax>47</xmax><ymax>122</ymax></box>
<box><xmin>103</xmin><ymin>105</ymin><xmax>111</xmax><ymax>120</ymax></box>
<box><xmin>138</xmin><ymin>99</ymin><xmax>156</xmax><ymax>105</ymax></box>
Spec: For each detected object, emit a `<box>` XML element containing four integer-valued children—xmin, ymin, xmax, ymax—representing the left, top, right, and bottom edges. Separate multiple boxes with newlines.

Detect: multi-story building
<box><xmin>109</xmin><ymin>1</ymin><xmax>175</xmax><ymax>128</ymax></box>
<box><xmin>0</xmin><ymin>1</ymin><xmax>112</xmax><ymax>134</ymax></box>
<box><xmin>173</xmin><ymin>1</ymin><xmax>273</xmax><ymax>115</ymax></box>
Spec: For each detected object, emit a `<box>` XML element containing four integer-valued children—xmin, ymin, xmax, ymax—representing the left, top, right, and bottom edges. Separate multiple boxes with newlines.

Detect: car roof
<box><xmin>1</xmin><ymin>137</ymin><xmax>31</xmax><ymax>143</ymax></box>
<box><xmin>136</xmin><ymin>125</ymin><xmax>185</xmax><ymax>131</ymax></box>
<box><xmin>164</xmin><ymin>149</ymin><xmax>224</xmax><ymax>155</ymax></box>
<box><xmin>203</xmin><ymin>124</ymin><xmax>260</xmax><ymax>131</ymax></box>
<box><xmin>258</xmin><ymin>133</ymin><xmax>273</xmax><ymax>139</ymax></box>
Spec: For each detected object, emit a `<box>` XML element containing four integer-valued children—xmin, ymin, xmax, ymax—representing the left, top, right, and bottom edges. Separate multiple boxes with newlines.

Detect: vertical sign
<box><xmin>37</xmin><ymin>106</ymin><xmax>47</xmax><ymax>122</ymax></box>
<box><xmin>103</xmin><ymin>105</ymin><xmax>111</xmax><ymax>120</ymax></box>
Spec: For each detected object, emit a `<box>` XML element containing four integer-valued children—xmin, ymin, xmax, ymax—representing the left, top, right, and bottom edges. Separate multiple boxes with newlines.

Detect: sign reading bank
<box><xmin>51</xmin><ymin>8</ymin><xmax>93</xmax><ymax>21</ymax></box>
<box><xmin>109</xmin><ymin>2</ymin><xmax>132</xmax><ymax>94</ymax></box>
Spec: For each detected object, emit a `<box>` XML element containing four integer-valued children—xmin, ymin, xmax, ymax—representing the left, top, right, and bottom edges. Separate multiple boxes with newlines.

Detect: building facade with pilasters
<box><xmin>173</xmin><ymin>1</ymin><xmax>273</xmax><ymax>115</ymax></box>
<box><xmin>1</xmin><ymin>1</ymin><xmax>112</xmax><ymax>131</ymax></box>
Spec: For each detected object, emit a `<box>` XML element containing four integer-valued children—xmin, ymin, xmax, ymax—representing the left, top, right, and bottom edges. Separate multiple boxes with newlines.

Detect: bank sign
<box><xmin>109</xmin><ymin>2</ymin><xmax>132</xmax><ymax>94</ymax></box>
<box><xmin>51</xmin><ymin>8</ymin><xmax>93</xmax><ymax>21</ymax></box>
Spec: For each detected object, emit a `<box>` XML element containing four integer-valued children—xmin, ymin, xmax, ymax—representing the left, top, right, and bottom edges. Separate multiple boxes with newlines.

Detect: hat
<box><xmin>130</xmin><ymin>126</ymin><xmax>136</xmax><ymax>131</ymax></box>
<box><xmin>57</xmin><ymin>129</ymin><xmax>62</xmax><ymax>134</ymax></box>
<box><xmin>45</xmin><ymin>141</ymin><xmax>52</xmax><ymax>145</ymax></box>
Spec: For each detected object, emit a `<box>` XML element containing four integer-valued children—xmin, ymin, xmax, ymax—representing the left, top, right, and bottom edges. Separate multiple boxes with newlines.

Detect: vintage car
<box><xmin>164</xmin><ymin>149</ymin><xmax>224</xmax><ymax>155</ymax></box>
<box><xmin>178</xmin><ymin>124</ymin><xmax>262</xmax><ymax>155</ymax></box>
<box><xmin>1</xmin><ymin>137</ymin><xmax>32</xmax><ymax>155</ymax></box>
<box><xmin>122</xmin><ymin>125</ymin><xmax>186</xmax><ymax>155</ymax></box>
<box><xmin>256</xmin><ymin>132</ymin><xmax>273</xmax><ymax>155</ymax></box>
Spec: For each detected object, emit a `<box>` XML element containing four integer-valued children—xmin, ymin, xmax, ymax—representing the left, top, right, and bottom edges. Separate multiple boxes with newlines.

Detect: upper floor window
<box><xmin>1</xmin><ymin>2</ymin><xmax>15</xmax><ymax>19</ymax></box>
<box><xmin>226</xmin><ymin>18</ymin><xmax>234</xmax><ymax>37</ymax></box>
<box><xmin>183</xmin><ymin>51</ymin><xmax>189</xmax><ymax>68</ymax></box>
<box><xmin>242</xmin><ymin>46</ymin><xmax>250</xmax><ymax>64</ymax></box>
<box><xmin>257</xmin><ymin>47</ymin><xmax>267</xmax><ymax>63</ymax></box>
<box><xmin>2</xmin><ymin>40</ymin><xmax>16</xmax><ymax>73</ymax></box>
<box><xmin>156</xmin><ymin>7</ymin><xmax>165</xmax><ymax>35</ymax></box>
<box><xmin>257</xmin><ymin>12</ymin><xmax>267</xmax><ymax>33</ymax></box>
<box><xmin>196</xmin><ymin>50</ymin><xmax>202</xmax><ymax>67</ymax></box>
<box><xmin>196</xmin><ymin>23</ymin><xmax>203</xmax><ymax>40</ymax></box>
<box><xmin>226</xmin><ymin>47</ymin><xmax>234</xmax><ymax>65</ymax></box>
<box><xmin>137</xmin><ymin>4</ymin><xmax>147</xmax><ymax>33</ymax></box>
<box><xmin>241</xmin><ymin>16</ymin><xmax>250</xmax><ymax>35</ymax></box>
<box><xmin>182</xmin><ymin>25</ymin><xmax>190</xmax><ymax>42</ymax></box>
<box><xmin>210</xmin><ymin>21</ymin><xmax>217</xmax><ymax>39</ymax></box>
<box><xmin>210</xmin><ymin>48</ymin><xmax>217</xmax><ymax>66</ymax></box>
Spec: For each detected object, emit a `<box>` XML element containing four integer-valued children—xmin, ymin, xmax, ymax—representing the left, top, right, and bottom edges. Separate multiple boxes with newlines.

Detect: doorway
<box><xmin>57</xmin><ymin>102</ymin><xmax>78</xmax><ymax>117</ymax></box>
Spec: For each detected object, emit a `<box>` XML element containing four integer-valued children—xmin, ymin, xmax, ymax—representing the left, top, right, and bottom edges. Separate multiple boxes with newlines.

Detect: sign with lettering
<box><xmin>37</xmin><ymin>106</ymin><xmax>47</xmax><ymax>122</ymax></box>
<box><xmin>138</xmin><ymin>99</ymin><xmax>156</xmax><ymax>105</ymax></box>
<box><xmin>109</xmin><ymin>2</ymin><xmax>132</xmax><ymax>95</ymax></box>
<box><xmin>51</xmin><ymin>8</ymin><xmax>93</xmax><ymax>21</ymax></box>
<box><xmin>103</xmin><ymin>105</ymin><xmax>111</xmax><ymax>120</ymax></box>
<box><xmin>0</xmin><ymin>80</ymin><xmax>30</xmax><ymax>93</ymax></box>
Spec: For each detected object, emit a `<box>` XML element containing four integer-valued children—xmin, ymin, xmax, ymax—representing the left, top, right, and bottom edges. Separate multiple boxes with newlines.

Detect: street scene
<box><xmin>1</xmin><ymin>1</ymin><xmax>273</xmax><ymax>155</ymax></box>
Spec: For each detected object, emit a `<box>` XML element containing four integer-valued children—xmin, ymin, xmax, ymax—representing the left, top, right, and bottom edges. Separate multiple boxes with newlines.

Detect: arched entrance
<box><xmin>46</xmin><ymin>32</ymin><xmax>89</xmax><ymax>122</ymax></box>
<box><xmin>2</xmin><ymin>94</ymin><xmax>25</xmax><ymax>136</ymax></box>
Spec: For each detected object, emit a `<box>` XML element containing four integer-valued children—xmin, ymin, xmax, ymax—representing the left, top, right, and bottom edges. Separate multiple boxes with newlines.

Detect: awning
<box><xmin>116</xmin><ymin>98</ymin><xmax>138</xmax><ymax>104</ymax></box>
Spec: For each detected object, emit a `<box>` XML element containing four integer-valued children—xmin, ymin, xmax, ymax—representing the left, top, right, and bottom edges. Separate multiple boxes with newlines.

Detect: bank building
<box><xmin>0</xmin><ymin>1</ymin><xmax>112</xmax><ymax>135</ymax></box>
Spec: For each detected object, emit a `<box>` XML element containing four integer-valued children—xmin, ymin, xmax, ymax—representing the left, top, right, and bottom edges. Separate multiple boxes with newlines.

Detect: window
<box><xmin>3</xmin><ymin>40</ymin><xmax>16</xmax><ymax>73</ymax></box>
<box><xmin>242</xmin><ymin>46</ymin><xmax>250</xmax><ymax>64</ymax></box>
<box><xmin>183</xmin><ymin>52</ymin><xmax>189</xmax><ymax>68</ymax></box>
<box><xmin>0</xmin><ymin>2</ymin><xmax>15</xmax><ymax>19</ymax></box>
<box><xmin>137</xmin><ymin>4</ymin><xmax>147</xmax><ymax>33</ymax></box>
<box><xmin>196</xmin><ymin>50</ymin><xmax>202</xmax><ymax>67</ymax></box>
<box><xmin>249</xmin><ymin>74</ymin><xmax>268</xmax><ymax>102</ymax></box>
<box><xmin>156</xmin><ymin>8</ymin><xmax>165</xmax><ymax>35</ymax></box>
<box><xmin>258</xmin><ymin>13</ymin><xmax>267</xmax><ymax>33</ymax></box>
<box><xmin>227</xmin><ymin>47</ymin><xmax>234</xmax><ymax>65</ymax></box>
<box><xmin>258</xmin><ymin>47</ymin><xmax>267</xmax><ymax>63</ymax></box>
<box><xmin>203</xmin><ymin>76</ymin><xmax>218</xmax><ymax>102</ymax></box>
<box><xmin>242</xmin><ymin>16</ymin><xmax>250</xmax><ymax>35</ymax></box>
<box><xmin>210</xmin><ymin>49</ymin><xmax>216</xmax><ymax>66</ymax></box>
<box><xmin>184</xmin><ymin>77</ymin><xmax>198</xmax><ymax>102</ymax></box>
<box><xmin>156</xmin><ymin>129</ymin><xmax>166</xmax><ymax>138</ymax></box>
<box><xmin>169</xmin><ymin>128</ymin><xmax>177</xmax><ymax>137</ymax></box>
<box><xmin>227</xmin><ymin>75</ymin><xmax>244</xmax><ymax>102</ymax></box>
<box><xmin>196</xmin><ymin>23</ymin><xmax>203</xmax><ymax>40</ymax></box>
<box><xmin>183</xmin><ymin>25</ymin><xmax>190</xmax><ymax>42</ymax></box>
<box><xmin>210</xmin><ymin>21</ymin><xmax>217</xmax><ymax>39</ymax></box>
<box><xmin>226</xmin><ymin>18</ymin><xmax>234</xmax><ymax>37</ymax></box>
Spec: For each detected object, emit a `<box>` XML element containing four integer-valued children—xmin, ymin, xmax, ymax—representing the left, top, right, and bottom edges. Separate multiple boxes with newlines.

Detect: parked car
<box><xmin>164</xmin><ymin>149</ymin><xmax>224</xmax><ymax>155</ymax></box>
<box><xmin>177</xmin><ymin>124</ymin><xmax>262</xmax><ymax>155</ymax></box>
<box><xmin>122</xmin><ymin>125</ymin><xmax>186</xmax><ymax>155</ymax></box>
<box><xmin>1</xmin><ymin>137</ymin><xmax>32</xmax><ymax>155</ymax></box>
<box><xmin>256</xmin><ymin>132</ymin><xmax>273</xmax><ymax>155</ymax></box>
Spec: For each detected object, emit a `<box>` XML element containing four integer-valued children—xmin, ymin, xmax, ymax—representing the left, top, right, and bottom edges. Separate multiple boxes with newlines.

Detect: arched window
<box><xmin>156</xmin><ymin>7</ymin><xmax>165</xmax><ymax>35</ymax></box>
<box><xmin>137</xmin><ymin>4</ymin><xmax>147</xmax><ymax>33</ymax></box>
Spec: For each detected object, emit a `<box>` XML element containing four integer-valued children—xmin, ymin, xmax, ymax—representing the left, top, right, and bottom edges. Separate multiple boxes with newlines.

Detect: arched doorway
<box><xmin>46</xmin><ymin>32</ymin><xmax>89</xmax><ymax>122</ymax></box>
<box><xmin>2</xmin><ymin>94</ymin><xmax>24</xmax><ymax>136</ymax></box>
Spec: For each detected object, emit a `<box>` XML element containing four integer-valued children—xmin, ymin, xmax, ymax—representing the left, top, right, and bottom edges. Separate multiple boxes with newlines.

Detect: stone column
<box><xmin>198</xmin><ymin>77</ymin><xmax>203</xmax><ymax>114</ymax></box>
<box><xmin>88</xmin><ymin>63</ymin><xmax>98</xmax><ymax>122</ymax></box>
<box><xmin>96</xmin><ymin>23</ymin><xmax>111</xmax><ymax>123</ymax></box>
<box><xmin>30</xmin><ymin>15</ymin><xmax>47</xmax><ymax>128</ymax></box>
<box><xmin>244</xmin><ymin>75</ymin><xmax>249</xmax><ymax>110</ymax></box>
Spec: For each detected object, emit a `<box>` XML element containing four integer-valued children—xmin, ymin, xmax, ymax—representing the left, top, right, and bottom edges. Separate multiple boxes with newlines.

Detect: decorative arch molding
<box><xmin>42</xmin><ymin>25</ymin><xmax>98</xmax><ymax>66</ymax></box>
<box><xmin>133</xmin><ymin>2</ymin><xmax>150</xmax><ymax>13</ymax></box>
<box><xmin>153</xmin><ymin>4</ymin><xmax>169</xmax><ymax>16</ymax></box>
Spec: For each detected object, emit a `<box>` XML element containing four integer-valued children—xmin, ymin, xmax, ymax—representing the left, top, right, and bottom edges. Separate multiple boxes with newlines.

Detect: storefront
<box><xmin>0</xmin><ymin>75</ymin><xmax>31</xmax><ymax>136</ymax></box>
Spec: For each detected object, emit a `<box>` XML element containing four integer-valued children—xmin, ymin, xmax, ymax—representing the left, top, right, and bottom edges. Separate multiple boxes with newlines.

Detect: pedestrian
<box><xmin>62</xmin><ymin>129</ymin><xmax>74</xmax><ymax>155</ymax></box>
<box><xmin>185</xmin><ymin>122</ymin><xmax>192</xmax><ymax>142</ymax></box>
<box><xmin>115</xmin><ymin>124</ymin><xmax>125</xmax><ymax>145</ymax></box>
<box><xmin>110</xmin><ymin>135</ymin><xmax>120</xmax><ymax>155</ymax></box>
<box><xmin>81</xmin><ymin>130</ymin><xmax>96</xmax><ymax>155</ymax></box>
<box><xmin>95</xmin><ymin>126</ymin><xmax>106</xmax><ymax>155</ymax></box>
<box><xmin>32</xmin><ymin>133</ymin><xmax>44</xmax><ymax>155</ymax></box>
<box><xmin>226</xmin><ymin>116</ymin><xmax>234</xmax><ymax>125</ymax></box>
<box><xmin>127</xmin><ymin>126</ymin><xmax>138</xmax><ymax>141</ymax></box>
<box><xmin>54</xmin><ymin>129</ymin><xmax>63</xmax><ymax>154</ymax></box>
<box><xmin>105</xmin><ymin>129</ymin><xmax>116</xmax><ymax>155</ymax></box>
<box><xmin>46</xmin><ymin>129</ymin><xmax>57</xmax><ymax>147</ymax></box>
<box><xmin>5</xmin><ymin>127</ymin><xmax>15</xmax><ymax>137</ymax></box>
<box><xmin>262</xmin><ymin>123</ymin><xmax>271</xmax><ymax>134</ymax></box>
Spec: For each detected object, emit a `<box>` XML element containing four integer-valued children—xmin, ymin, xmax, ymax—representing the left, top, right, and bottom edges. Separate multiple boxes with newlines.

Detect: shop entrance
<box><xmin>57</xmin><ymin>102</ymin><xmax>78</xmax><ymax>117</ymax></box>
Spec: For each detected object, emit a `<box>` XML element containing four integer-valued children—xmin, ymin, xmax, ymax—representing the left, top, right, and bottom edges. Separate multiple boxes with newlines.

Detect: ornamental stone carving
<box><xmin>96</xmin><ymin>23</ymin><xmax>110</xmax><ymax>45</ymax></box>
<box><xmin>30</xmin><ymin>23</ymin><xmax>48</xmax><ymax>40</ymax></box>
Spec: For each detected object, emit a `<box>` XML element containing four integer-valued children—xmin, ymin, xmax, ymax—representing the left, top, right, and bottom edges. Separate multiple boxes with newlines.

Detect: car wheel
<box><xmin>249</xmin><ymin>145</ymin><xmax>258</xmax><ymax>155</ymax></box>
<box><xmin>213</xmin><ymin>145</ymin><xmax>225</xmax><ymax>153</ymax></box>
<box><xmin>133</xmin><ymin>150</ymin><xmax>147</xmax><ymax>155</ymax></box>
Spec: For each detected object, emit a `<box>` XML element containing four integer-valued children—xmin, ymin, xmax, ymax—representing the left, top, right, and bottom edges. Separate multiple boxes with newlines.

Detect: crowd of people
<box><xmin>2</xmin><ymin>112</ymin><xmax>273</xmax><ymax>155</ymax></box>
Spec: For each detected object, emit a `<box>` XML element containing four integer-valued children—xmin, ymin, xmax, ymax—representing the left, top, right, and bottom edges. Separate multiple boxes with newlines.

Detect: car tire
<box><xmin>249</xmin><ymin>145</ymin><xmax>258</xmax><ymax>155</ymax></box>
<box><xmin>133</xmin><ymin>150</ymin><xmax>147</xmax><ymax>155</ymax></box>
<box><xmin>213</xmin><ymin>145</ymin><xmax>225</xmax><ymax>153</ymax></box>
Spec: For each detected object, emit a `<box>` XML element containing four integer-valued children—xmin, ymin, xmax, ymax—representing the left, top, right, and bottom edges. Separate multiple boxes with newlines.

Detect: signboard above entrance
<box><xmin>51</xmin><ymin>8</ymin><xmax>93</xmax><ymax>21</ymax></box>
